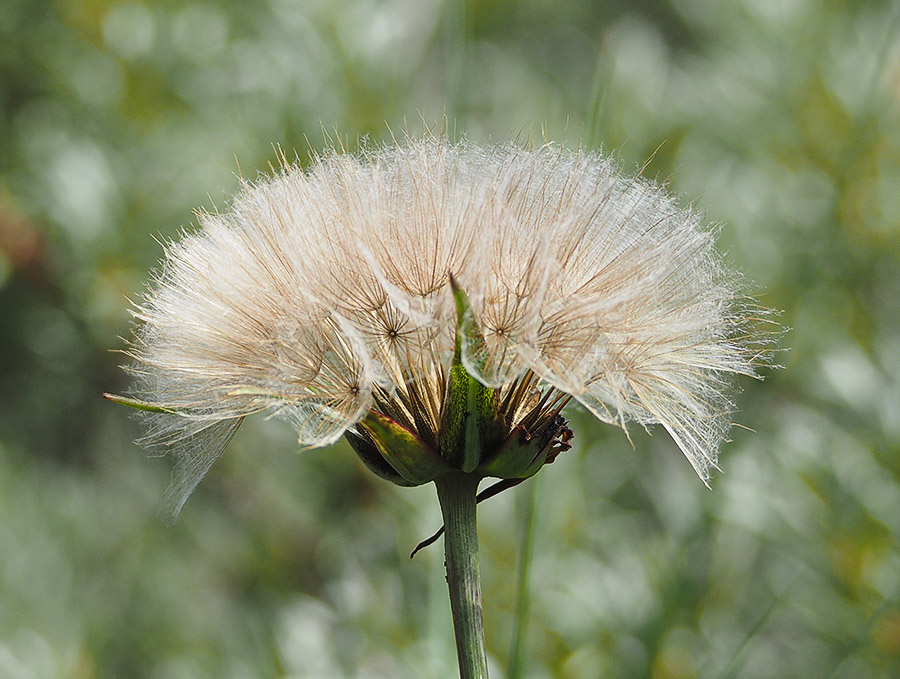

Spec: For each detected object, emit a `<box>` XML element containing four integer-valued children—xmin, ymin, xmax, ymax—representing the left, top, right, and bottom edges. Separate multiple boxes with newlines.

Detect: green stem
<box><xmin>507</xmin><ymin>476</ymin><xmax>537</xmax><ymax>679</ymax></box>
<box><xmin>435</xmin><ymin>473</ymin><xmax>489</xmax><ymax>679</ymax></box>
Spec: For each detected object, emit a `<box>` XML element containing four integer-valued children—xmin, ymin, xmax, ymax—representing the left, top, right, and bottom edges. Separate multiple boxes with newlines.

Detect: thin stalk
<box><xmin>435</xmin><ymin>473</ymin><xmax>489</xmax><ymax>679</ymax></box>
<box><xmin>507</xmin><ymin>476</ymin><xmax>538</xmax><ymax>679</ymax></box>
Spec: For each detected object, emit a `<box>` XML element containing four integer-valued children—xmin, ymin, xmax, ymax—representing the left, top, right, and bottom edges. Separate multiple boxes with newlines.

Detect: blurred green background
<box><xmin>1</xmin><ymin>0</ymin><xmax>899</xmax><ymax>677</ymax></box>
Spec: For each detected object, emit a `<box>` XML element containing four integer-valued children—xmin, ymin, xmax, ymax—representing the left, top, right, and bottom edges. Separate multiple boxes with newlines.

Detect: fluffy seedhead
<box><xmin>118</xmin><ymin>137</ymin><xmax>770</xmax><ymax>515</ymax></box>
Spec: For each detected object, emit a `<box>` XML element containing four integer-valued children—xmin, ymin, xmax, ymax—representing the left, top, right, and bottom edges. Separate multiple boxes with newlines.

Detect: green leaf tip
<box><xmin>102</xmin><ymin>393</ymin><xmax>178</xmax><ymax>414</ymax></box>
<box><xmin>448</xmin><ymin>273</ymin><xmax>469</xmax><ymax>320</ymax></box>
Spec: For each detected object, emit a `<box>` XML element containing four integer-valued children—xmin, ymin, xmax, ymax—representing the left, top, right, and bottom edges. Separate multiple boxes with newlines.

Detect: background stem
<box><xmin>435</xmin><ymin>473</ymin><xmax>489</xmax><ymax>679</ymax></box>
<box><xmin>507</xmin><ymin>476</ymin><xmax>538</xmax><ymax>679</ymax></box>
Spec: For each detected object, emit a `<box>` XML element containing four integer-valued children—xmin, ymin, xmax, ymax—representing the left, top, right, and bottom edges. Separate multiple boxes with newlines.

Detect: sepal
<box><xmin>345</xmin><ymin>430</ymin><xmax>418</xmax><ymax>487</ymax></box>
<box><xmin>439</xmin><ymin>277</ymin><xmax>505</xmax><ymax>471</ymax></box>
<box><xmin>477</xmin><ymin>414</ymin><xmax>573</xmax><ymax>479</ymax></box>
<box><xmin>358</xmin><ymin>411</ymin><xmax>454</xmax><ymax>485</ymax></box>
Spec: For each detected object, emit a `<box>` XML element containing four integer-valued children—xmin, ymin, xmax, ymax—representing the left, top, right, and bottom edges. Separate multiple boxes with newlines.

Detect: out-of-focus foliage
<box><xmin>1</xmin><ymin>0</ymin><xmax>898</xmax><ymax>677</ymax></box>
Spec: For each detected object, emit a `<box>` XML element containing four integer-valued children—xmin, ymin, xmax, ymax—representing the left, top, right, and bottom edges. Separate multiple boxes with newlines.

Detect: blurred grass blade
<box><xmin>508</xmin><ymin>476</ymin><xmax>539</xmax><ymax>679</ymax></box>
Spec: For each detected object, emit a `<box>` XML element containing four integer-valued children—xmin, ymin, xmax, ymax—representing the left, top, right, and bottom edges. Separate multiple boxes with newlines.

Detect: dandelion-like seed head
<box><xmin>116</xmin><ymin>137</ymin><xmax>769</xmax><ymax>515</ymax></box>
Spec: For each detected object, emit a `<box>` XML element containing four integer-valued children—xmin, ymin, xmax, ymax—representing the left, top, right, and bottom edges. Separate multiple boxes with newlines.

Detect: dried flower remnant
<box><xmin>110</xmin><ymin>138</ymin><xmax>767</xmax><ymax>514</ymax></box>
